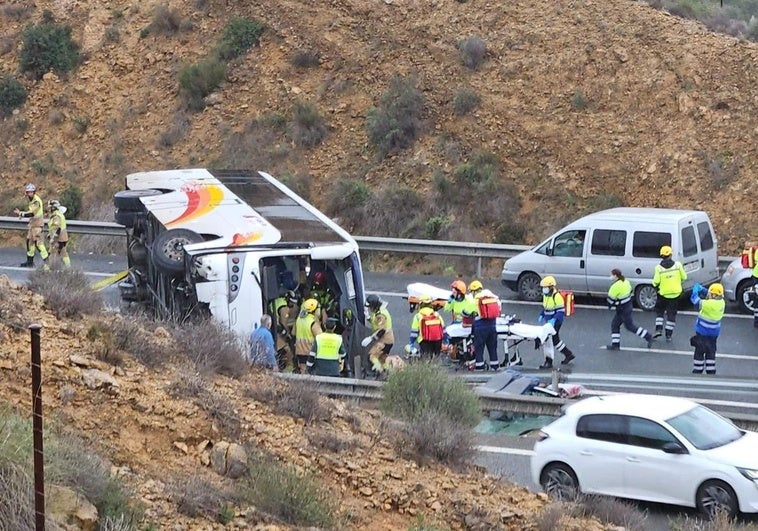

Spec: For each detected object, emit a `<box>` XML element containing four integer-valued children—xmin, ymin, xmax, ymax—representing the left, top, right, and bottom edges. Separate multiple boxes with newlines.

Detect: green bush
<box><xmin>216</xmin><ymin>17</ymin><xmax>264</xmax><ymax>60</ymax></box>
<box><xmin>326</xmin><ymin>178</ymin><xmax>373</xmax><ymax>217</ymax></box>
<box><xmin>366</xmin><ymin>74</ymin><xmax>424</xmax><ymax>158</ymax></box>
<box><xmin>452</xmin><ymin>87</ymin><xmax>480</xmax><ymax>116</ymax></box>
<box><xmin>290</xmin><ymin>101</ymin><xmax>327</xmax><ymax>147</ymax></box>
<box><xmin>240</xmin><ymin>451</ymin><xmax>335</xmax><ymax>527</ymax></box>
<box><xmin>20</xmin><ymin>23</ymin><xmax>80</xmax><ymax>79</ymax></box>
<box><xmin>453</xmin><ymin>150</ymin><xmax>498</xmax><ymax>186</ymax></box>
<box><xmin>382</xmin><ymin>363</ymin><xmax>480</xmax><ymax>427</ymax></box>
<box><xmin>178</xmin><ymin>58</ymin><xmax>226</xmax><ymax>111</ymax></box>
<box><xmin>494</xmin><ymin>221</ymin><xmax>526</xmax><ymax>244</ymax></box>
<box><xmin>458</xmin><ymin>36</ymin><xmax>487</xmax><ymax>69</ymax></box>
<box><xmin>362</xmin><ymin>184</ymin><xmax>424</xmax><ymax>237</ymax></box>
<box><xmin>0</xmin><ymin>75</ymin><xmax>27</xmax><ymax>116</ymax></box>
<box><xmin>571</xmin><ymin>89</ymin><xmax>588</xmax><ymax>111</ymax></box>
<box><xmin>424</xmin><ymin>215</ymin><xmax>451</xmax><ymax>239</ymax></box>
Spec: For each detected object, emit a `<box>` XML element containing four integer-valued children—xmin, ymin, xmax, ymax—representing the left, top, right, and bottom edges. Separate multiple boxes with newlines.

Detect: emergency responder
<box><xmin>408</xmin><ymin>294</ymin><xmax>445</xmax><ymax>360</ymax></box>
<box><xmin>466</xmin><ymin>280</ymin><xmax>501</xmax><ymax>371</ymax></box>
<box><xmin>307</xmin><ymin>317</ymin><xmax>346</xmax><ymax>376</ymax></box>
<box><xmin>269</xmin><ymin>290</ymin><xmax>299</xmax><ymax>371</ymax></box>
<box><xmin>606</xmin><ymin>269</ymin><xmax>654</xmax><ymax>350</ymax></box>
<box><xmin>752</xmin><ymin>247</ymin><xmax>758</xmax><ymax>329</ymax></box>
<box><xmin>537</xmin><ymin>276</ymin><xmax>575</xmax><ymax>368</ymax></box>
<box><xmin>46</xmin><ymin>200</ymin><xmax>71</xmax><ymax>268</ymax></box>
<box><xmin>361</xmin><ymin>294</ymin><xmax>395</xmax><ymax>379</ymax></box>
<box><xmin>444</xmin><ymin>279</ymin><xmax>470</xmax><ymax>323</ymax></box>
<box><xmin>690</xmin><ymin>283</ymin><xmax>725</xmax><ymax>374</ymax></box>
<box><xmin>652</xmin><ymin>245</ymin><xmax>686</xmax><ymax>341</ymax></box>
<box><xmin>295</xmin><ymin>298</ymin><xmax>322</xmax><ymax>372</ymax></box>
<box><xmin>13</xmin><ymin>183</ymin><xmax>49</xmax><ymax>269</ymax></box>
<box><xmin>309</xmin><ymin>270</ymin><xmax>338</xmax><ymax>325</ymax></box>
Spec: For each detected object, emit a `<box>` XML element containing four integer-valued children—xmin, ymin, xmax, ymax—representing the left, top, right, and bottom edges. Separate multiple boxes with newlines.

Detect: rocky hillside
<box><xmin>0</xmin><ymin>0</ymin><xmax>756</xmax><ymax>252</ymax></box>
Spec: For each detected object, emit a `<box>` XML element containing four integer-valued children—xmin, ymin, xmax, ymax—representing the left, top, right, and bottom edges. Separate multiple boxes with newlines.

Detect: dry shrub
<box><xmin>291</xmin><ymin>50</ymin><xmax>320</xmax><ymax>68</ymax></box>
<box><xmin>0</xmin><ymin>4</ymin><xmax>34</xmax><ymax>20</ymax></box>
<box><xmin>87</xmin><ymin>315</ymin><xmax>171</xmax><ymax>368</ymax></box>
<box><xmin>0</xmin><ymin>463</ymin><xmax>39</xmax><ymax>530</ymax></box>
<box><xmin>360</xmin><ymin>184</ymin><xmax>423</xmax><ymax>237</ymax></box>
<box><xmin>385</xmin><ymin>410</ymin><xmax>474</xmax><ymax>466</ymax></box>
<box><xmin>277</xmin><ymin>381</ymin><xmax>331</xmax><ymax>425</ymax></box>
<box><xmin>173</xmin><ymin>319</ymin><xmax>247</xmax><ymax>378</ymax></box>
<box><xmin>569</xmin><ymin>495</ymin><xmax>648</xmax><ymax>531</ymax></box>
<box><xmin>366</xmin><ymin>74</ymin><xmax>424</xmax><ymax>159</ymax></box>
<box><xmin>158</xmin><ymin>112</ymin><xmax>190</xmax><ymax>147</ymax></box>
<box><xmin>452</xmin><ymin>87</ymin><xmax>480</xmax><ymax>116</ymax></box>
<box><xmin>669</xmin><ymin>511</ymin><xmax>749</xmax><ymax>531</ymax></box>
<box><xmin>148</xmin><ymin>3</ymin><xmax>184</xmax><ymax>35</ymax></box>
<box><xmin>171</xmin><ymin>474</ymin><xmax>234</xmax><ymax>520</ymax></box>
<box><xmin>306</xmin><ymin>428</ymin><xmax>360</xmax><ymax>453</ymax></box>
<box><xmin>200</xmin><ymin>390</ymin><xmax>242</xmax><ymax>440</ymax></box>
<box><xmin>27</xmin><ymin>268</ymin><xmax>104</xmax><ymax>318</ymax></box>
<box><xmin>289</xmin><ymin>101</ymin><xmax>327</xmax><ymax>147</ymax></box>
<box><xmin>458</xmin><ymin>36</ymin><xmax>487</xmax><ymax>69</ymax></box>
<box><xmin>168</xmin><ymin>366</ymin><xmax>206</xmax><ymax>398</ymax></box>
<box><xmin>242</xmin><ymin>378</ymin><xmax>281</xmax><ymax>404</ymax></box>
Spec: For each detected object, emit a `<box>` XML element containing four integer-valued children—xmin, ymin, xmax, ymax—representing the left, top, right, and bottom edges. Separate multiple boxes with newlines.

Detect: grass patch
<box><xmin>569</xmin><ymin>495</ymin><xmax>648</xmax><ymax>531</ymax></box>
<box><xmin>366</xmin><ymin>74</ymin><xmax>424</xmax><ymax>159</ymax></box>
<box><xmin>27</xmin><ymin>269</ymin><xmax>104</xmax><ymax>319</ymax></box>
<box><xmin>239</xmin><ymin>450</ymin><xmax>335</xmax><ymax>528</ymax></box>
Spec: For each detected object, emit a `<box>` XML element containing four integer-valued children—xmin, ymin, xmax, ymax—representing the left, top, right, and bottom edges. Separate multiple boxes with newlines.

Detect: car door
<box><xmin>584</xmin><ymin>228</ymin><xmax>628</xmax><ymax>296</ymax></box>
<box><xmin>573</xmin><ymin>414</ymin><xmax>627</xmax><ymax>496</ymax></box>
<box><xmin>545</xmin><ymin>229</ymin><xmax>588</xmax><ymax>291</ymax></box>
<box><xmin>621</xmin><ymin>416</ymin><xmax>699</xmax><ymax>506</ymax></box>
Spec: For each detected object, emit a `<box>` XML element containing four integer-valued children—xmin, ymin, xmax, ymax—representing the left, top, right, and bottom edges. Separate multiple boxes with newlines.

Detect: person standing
<box><xmin>690</xmin><ymin>283</ymin><xmax>725</xmax><ymax>375</ymax></box>
<box><xmin>408</xmin><ymin>294</ymin><xmax>445</xmax><ymax>360</ymax></box>
<box><xmin>13</xmin><ymin>183</ymin><xmax>49</xmax><ymax>269</ymax></box>
<box><xmin>46</xmin><ymin>200</ymin><xmax>71</xmax><ymax>268</ymax></box>
<box><xmin>270</xmin><ymin>290</ymin><xmax>299</xmax><ymax>371</ymax></box>
<box><xmin>606</xmin><ymin>269</ymin><xmax>654</xmax><ymax>350</ymax></box>
<box><xmin>248</xmin><ymin>314</ymin><xmax>278</xmax><ymax>370</ymax></box>
<box><xmin>466</xmin><ymin>280</ymin><xmax>501</xmax><ymax>371</ymax></box>
<box><xmin>537</xmin><ymin>276</ymin><xmax>575</xmax><ymax>368</ymax></box>
<box><xmin>752</xmin><ymin>246</ymin><xmax>758</xmax><ymax>329</ymax></box>
<box><xmin>307</xmin><ymin>317</ymin><xmax>346</xmax><ymax>377</ymax></box>
<box><xmin>652</xmin><ymin>245</ymin><xmax>686</xmax><ymax>341</ymax></box>
<box><xmin>362</xmin><ymin>294</ymin><xmax>395</xmax><ymax>378</ymax></box>
<box><xmin>294</xmin><ymin>298</ymin><xmax>323</xmax><ymax>372</ymax></box>
<box><xmin>444</xmin><ymin>280</ymin><xmax>470</xmax><ymax>323</ymax></box>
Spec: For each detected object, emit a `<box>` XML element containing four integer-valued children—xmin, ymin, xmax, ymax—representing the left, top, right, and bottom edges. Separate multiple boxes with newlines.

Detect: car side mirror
<box><xmin>662</xmin><ymin>442</ymin><xmax>687</xmax><ymax>454</ymax></box>
<box><xmin>546</xmin><ymin>244</ymin><xmax>554</xmax><ymax>257</ymax></box>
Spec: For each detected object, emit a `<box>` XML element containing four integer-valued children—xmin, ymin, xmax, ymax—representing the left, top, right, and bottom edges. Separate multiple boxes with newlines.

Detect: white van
<box><xmin>113</xmin><ymin>168</ymin><xmax>366</xmax><ymax>370</ymax></box>
<box><xmin>500</xmin><ymin>208</ymin><xmax>719</xmax><ymax>310</ymax></box>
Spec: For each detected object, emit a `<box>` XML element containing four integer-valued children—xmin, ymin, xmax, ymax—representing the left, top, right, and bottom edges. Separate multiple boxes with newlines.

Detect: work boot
<box><xmin>539</xmin><ymin>359</ymin><xmax>553</xmax><ymax>369</ymax></box>
<box><xmin>665</xmin><ymin>334</ymin><xmax>673</xmax><ymax>343</ymax></box>
<box><xmin>561</xmin><ymin>352</ymin><xmax>576</xmax><ymax>365</ymax></box>
<box><xmin>19</xmin><ymin>256</ymin><xmax>34</xmax><ymax>268</ymax></box>
<box><xmin>606</xmin><ymin>344</ymin><xmax>620</xmax><ymax>351</ymax></box>
<box><xmin>646</xmin><ymin>333</ymin><xmax>654</xmax><ymax>349</ymax></box>
<box><xmin>653</xmin><ymin>329</ymin><xmax>663</xmax><ymax>339</ymax></box>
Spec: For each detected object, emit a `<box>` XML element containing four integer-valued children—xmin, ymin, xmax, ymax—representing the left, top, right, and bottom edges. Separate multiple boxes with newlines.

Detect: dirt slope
<box><xmin>0</xmin><ymin>0</ymin><xmax>756</xmax><ymax>251</ymax></box>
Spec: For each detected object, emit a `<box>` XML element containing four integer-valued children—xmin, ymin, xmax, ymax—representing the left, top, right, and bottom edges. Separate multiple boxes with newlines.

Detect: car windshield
<box><xmin>667</xmin><ymin>405</ymin><xmax>743</xmax><ymax>450</ymax></box>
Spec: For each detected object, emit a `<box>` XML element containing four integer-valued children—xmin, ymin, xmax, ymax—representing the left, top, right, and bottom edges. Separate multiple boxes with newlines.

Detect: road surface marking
<box><xmin>476</xmin><ymin>445</ymin><xmax>535</xmax><ymax>456</ymax></box>
<box><xmin>596</xmin><ymin>346</ymin><xmax>757</xmax><ymax>361</ymax></box>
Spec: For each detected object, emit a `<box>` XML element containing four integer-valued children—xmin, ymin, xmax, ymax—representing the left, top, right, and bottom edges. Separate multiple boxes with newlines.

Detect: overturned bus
<box><xmin>113</xmin><ymin>168</ymin><xmax>367</xmax><ymax>373</ymax></box>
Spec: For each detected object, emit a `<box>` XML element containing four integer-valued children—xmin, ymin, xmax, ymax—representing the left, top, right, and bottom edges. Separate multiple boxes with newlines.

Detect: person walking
<box><xmin>537</xmin><ymin>276</ymin><xmax>575</xmax><ymax>368</ymax></box>
<box><xmin>270</xmin><ymin>290</ymin><xmax>299</xmax><ymax>371</ymax></box>
<box><xmin>361</xmin><ymin>294</ymin><xmax>395</xmax><ymax>379</ymax></box>
<box><xmin>652</xmin><ymin>245</ymin><xmax>686</xmax><ymax>341</ymax></box>
<box><xmin>294</xmin><ymin>298</ymin><xmax>322</xmax><ymax>372</ymax></box>
<box><xmin>606</xmin><ymin>269</ymin><xmax>654</xmax><ymax>350</ymax></box>
<box><xmin>751</xmin><ymin>246</ymin><xmax>758</xmax><ymax>329</ymax></box>
<box><xmin>46</xmin><ymin>200</ymin><xmax>71</xmax><ymax>268</ymax></box>
<box><xmin>13</xmin><ymin>183</ymin><xmax>49</xmax><ymax>269</ymax></box>
<box><xmin>690</xmin><ymin>283</ymin><xmax>725</xmax><ymax>375</ymax></box>
<box><xmin>466</xmin><ymin>280</ymin><xmax>501</xmax><ymax>371</ymax></box>
<box><xmin>248</xmin><ymin>314</ymin><xmax>278</xmax><ymax>370</ymax></box>
<box><xmin>307</xmin><ymin>317</ymin><xmax>346</xmax><ymax>377</ymax></box>
<box><xmin>408</xmin><ymin>294</ymin><xmax>445</xmax><ymax>360</ymax></box>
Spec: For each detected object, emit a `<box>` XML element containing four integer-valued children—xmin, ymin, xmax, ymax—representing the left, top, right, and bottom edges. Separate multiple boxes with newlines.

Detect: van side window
<box><xmin>591</xmin><ymin>229</ymin><xmax>626</xmax><ymax>256</ymax></box>
<box><xmin>632</xmin><ymin>232</ymin><xmax>671</xmax><ymax>259</ymax></box>
<box><xmin>682</xmin><ymin>226</ymin><xmax>698</xmax><ymax>257</ymax></box>
<box><xmin>697</xmin><ymin>222</ymin><xmax>714</xmax><ymax>251</ymax></box>
<box><xmin>553</xmin><ymin>230</ymin><xmax>586</xmax><ymax>257</ymax></box>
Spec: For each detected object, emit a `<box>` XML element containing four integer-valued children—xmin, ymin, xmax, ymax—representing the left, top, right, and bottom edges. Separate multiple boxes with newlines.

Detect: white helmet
<box><xmin>25</xmin><ymin>183</ymin><xmax>36</xmax><ymax>193</ymax></box>
<box><xmin>48</xmin><ymin>199</ymin><xmax>60</xmax><ymax>209</ymax></box>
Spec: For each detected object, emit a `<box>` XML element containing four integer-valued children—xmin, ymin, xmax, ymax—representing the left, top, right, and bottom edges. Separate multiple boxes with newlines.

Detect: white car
<box><xmin>531</xmin><ymin>394</ymin><xmax>758</xmax><ymax>518</ymax></box>
<box><xmin>720</xmin><ymin>258</ymin><xmax>757</xmax><ymax>314</ymax></box>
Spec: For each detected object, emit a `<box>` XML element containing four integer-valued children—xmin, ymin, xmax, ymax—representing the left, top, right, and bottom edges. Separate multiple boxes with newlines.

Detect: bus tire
<box><xmin>151</xmin><ymin>229</ymin><xmax>203</xmax><ymax>275</ymax></box>
<box><xmin>114</xmin><ymin>189</ymin><xmax>162</xmax><ymax>211</ymax></box>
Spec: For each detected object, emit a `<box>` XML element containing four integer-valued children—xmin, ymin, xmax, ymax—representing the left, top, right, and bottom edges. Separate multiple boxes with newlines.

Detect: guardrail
<box><xmin>0</xmin><ymin>216</ymin><xmax>736</xmax><ymax>276</ymax></box>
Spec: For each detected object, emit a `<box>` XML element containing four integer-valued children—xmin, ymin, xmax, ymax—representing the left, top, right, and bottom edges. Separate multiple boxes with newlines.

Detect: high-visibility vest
<box><xmin>653</xmin><ymin>261</ymin><xmax>686</xmax><ymax>298</ymax></box>
<box><xmin>295</xmin><ymin>313</ymin><xmax>319</xmax><ymax>355</ymax></box>
<box><xmin>314</xmin><ymin>332</ymin><xmax>342</xmax><ymax>360</ymax></box>
<box><xmin>48</xmin><ymin>210</ymin><xmax>69</xmax><ymax>242</ymax></box>
<box><xmin>695</xmin><ymin>298</ymin><xmax>725</xmax><ymax>337</ymax></box>
<box><xmin>607</xmin><ymin>279</ymin><xmax>632</xmax><ymax>306</ymax></box>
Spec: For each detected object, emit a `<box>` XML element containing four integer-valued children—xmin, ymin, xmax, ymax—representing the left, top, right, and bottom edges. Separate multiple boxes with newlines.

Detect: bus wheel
<box><xmin>114</xmin><ymin>189</ymin><xmax>162</xmax><ymax>211</ymax></box>
<box><xmin>152</xmin><ymin>229</ymin><xmax>203</xmax><ymax>275</ymax></box>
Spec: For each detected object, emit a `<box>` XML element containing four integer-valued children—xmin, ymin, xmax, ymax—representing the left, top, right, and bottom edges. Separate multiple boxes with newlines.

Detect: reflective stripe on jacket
<box><xmin>694</xmin><ymin>298</ymin><xmax>725</xmax><ymax>337</ymax></box>
<box><xmin>607</xmin><ymin>279</ymin><xmax>632</xmax><ymax>307</ymax></box>
<box><xmin>540</xmin><ymin>291</ymin><xmax>565</xmax><ymax>325</ymax></box>
<box><xmin>653</xmin><ymin>261</ymin><xmax>686</xmax><ymax>298</ymax></box>
<box><xmin>313</xmin><ymin>332</ymin><xmax>343</xmax><ymax>360</ymax></box>
<box><xmin>295</xmin><ymin>312</ymin><xmax>321</xmax><ymax>355</ymax></box>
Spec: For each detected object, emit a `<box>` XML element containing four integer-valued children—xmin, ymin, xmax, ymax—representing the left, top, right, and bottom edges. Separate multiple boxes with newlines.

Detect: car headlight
<box><xmin>737</xmin><ymin>467</ymin><xmax>758</xmax><ymax>481</ymax></box>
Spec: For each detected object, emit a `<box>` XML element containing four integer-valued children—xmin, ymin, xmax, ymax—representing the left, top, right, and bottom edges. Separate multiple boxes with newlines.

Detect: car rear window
<box><xmin>632</xmin><ymin>231</ymin><xmax>671</xmax><ymax>259</ymax></box>
<box><xmin>682</xmin><ymin>226</ymin><xmax>698</xmax><ymax>257</ymax></box>
<box><xmin>697</xmin><ymin>221</ymin><xmax>714</xmax><ymax>251</ymax></box>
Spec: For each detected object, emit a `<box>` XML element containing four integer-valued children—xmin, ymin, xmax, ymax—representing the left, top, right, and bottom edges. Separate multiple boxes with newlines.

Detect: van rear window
<box><xmin>682</xmin><ymin>226</ymin><xmax>698</xmax><ymax>257</ymax></box>
<box><xmin>632</xmin><ymin>232</ymin><xmax>671</xmax><ymax>258</ymax></box>
<box><xmin>591</xmin><ymin>229</ymin><xmax>626</xmax><ymax>256</ymax></box>
<box><xmin>697</xmin><ymin>222</ymin><xmax>714</xmax><ymax>251</ymax></box>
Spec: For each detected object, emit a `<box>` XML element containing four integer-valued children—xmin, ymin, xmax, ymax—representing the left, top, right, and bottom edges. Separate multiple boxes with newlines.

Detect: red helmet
<box><xmin>313</xmin><ymin>271</ymin><xmax>326</xmax><ymax>285</ymax></box>
<box><xmin>450</xmin><ymin>280</ymin><xmax>467</xmax><ymax>294</ymax></box>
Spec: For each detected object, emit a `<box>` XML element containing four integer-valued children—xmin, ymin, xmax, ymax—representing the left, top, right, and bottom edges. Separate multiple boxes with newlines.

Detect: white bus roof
<box><xmin>568</xmin><ymin>207</ymin><xmax>708</xmax><ymax>227</ymax></box>
<box><xmin>125</xmin><ymin>168</ymin><xmax>354</xmax><ymax>249</ymax></box>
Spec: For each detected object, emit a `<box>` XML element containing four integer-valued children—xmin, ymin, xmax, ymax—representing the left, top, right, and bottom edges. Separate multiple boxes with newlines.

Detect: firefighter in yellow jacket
<box><xmin>652</xmin><ymin>245</ymin><xmax>686</xmax><ymax>341</ymax></box>
<box><xmin>47</xmin><ymin>200</ymin><xmax>71</xmax><ymax>268</ymax></box>
<box><xmin>306</xmin><ymin>317</ymin><xmax>346</xmax><ymax>377</ymax></box>
<box><xmin>294</xmin><ymin>298</ymin><xmax>322</xmax><ymax>372</ymax></box>
<box><xmin>270</xmin><ymin>290</ymin><xmax>299</xmax><ymax>370</ymax></box>
<box><xmin>361</xmin><ymin>294</ymin><xmax>395</xmax><ymax>378</ymax></box>
<box><xmin>407</xmin><ymin>295</ymin><xmax>445</xmax><ymax>360</ymax></box>
<box><xmin>13</xmin><ymin>183</ymin><xmax>49</xmax><ymax>269</ymax></box>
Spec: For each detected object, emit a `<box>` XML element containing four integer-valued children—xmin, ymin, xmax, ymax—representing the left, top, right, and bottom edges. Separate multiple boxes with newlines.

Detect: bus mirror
<box><xmin>262</xmin><ymin>265</ymin><xmax>280</xmax><ymax>300</ymax></box>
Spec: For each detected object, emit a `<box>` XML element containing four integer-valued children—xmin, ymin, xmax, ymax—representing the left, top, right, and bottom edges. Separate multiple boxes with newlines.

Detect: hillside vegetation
<box><xmin>0</xmin><ymin>0</ymin><xmax>756</xmax><ymax>257</ymax></box>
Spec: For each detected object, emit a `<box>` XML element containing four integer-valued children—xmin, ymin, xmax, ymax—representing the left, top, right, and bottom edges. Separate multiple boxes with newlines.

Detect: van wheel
<box><xmin>114</xmin><ymin>189</ymin><xmax>162</xmax><ymax>211</ymax></box>
<box><xmin>152</xmin><ymin>229</ymin><xmax>203</xmax><ymax>275</ymax></box>
<box><xmin>517</xmin><ymin>273</ymin><xmax>542</xmax><ymax>302</ymax></box>
<box><xmin>634</xmin><ymin>284</ymin><xmax>658</xmax><ymax>311</ymax></box>
<box><xmin>736</xmin><ymin>280</ymin><xmax>757</xmax><ymax>315</ymax></box>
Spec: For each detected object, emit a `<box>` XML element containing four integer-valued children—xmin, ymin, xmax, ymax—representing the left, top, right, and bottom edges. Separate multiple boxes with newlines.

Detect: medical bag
<box><xmin>477</xmin><ymin>295</ymin><xmax>500</xmax><ymax>319</ymax></box>
<box><xmin>741</xmin><ymin>245</ymin><xmax>758</xmax><ymax>269</ymax></box>
<box><xmin>560</xmin><ymin>290</ymin><xmax>575</xmax><ymax>317</ymax></box>
<box><xmin>420</xmin><ymin>313</ymin><xmax>444</xmax><ymax>341</ymax></box>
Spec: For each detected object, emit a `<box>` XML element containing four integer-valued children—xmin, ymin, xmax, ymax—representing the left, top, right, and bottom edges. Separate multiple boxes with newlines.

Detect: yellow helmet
<box><xmin>540</xmin><ymin>275</ymin><xmax>557</xmax><ymax>288</ymax></box>
<box><xmin>708</xmin><ymin>283</ymin><xmax>724</xmax><ymax>297</ymax></box>
<box><xmin>419</xmin><ymin>294</ymin><xmax>433</xmax><ymax>307</ymax></box>
<box><xmin>660</xmin><ymin>245</ymin><xmax>673</xmax><ymax>257</ymax></box>
<box><xmin>468</xmin><ymin>280</ymin><xmax>483</xmax><ymax>292</ymax></box>
<box><xmin>302</xmin><ymin>298</ymin><xmax>319</xmax><ymax>313</ymax></box>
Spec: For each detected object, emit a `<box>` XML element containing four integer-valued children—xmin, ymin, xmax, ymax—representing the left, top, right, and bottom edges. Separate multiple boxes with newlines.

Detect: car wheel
<box><xmin>518</xmin><ymin>272</ymin><xmax>542</xmax><ymax>302</ymax></box>
<box><xmin>696</xmin><ymin>480</ymin><xmax>738</xmax><ymax>520</ymax></box>
<box><xmin>634</xmin><ymin>284</ymin><xmax>657</xmax><ymax>311</ymax></box>
<box><xmin>736</xmin><ymin>280</ymin><xmax>757</xmax><ymax>315</ymax></box>
<box><xmin>151</xmin><ymin>228</ymin><xmax>203</xmax><ymax>275</ymax></box>
<box><xmin>540</xmin><ymin>463</ymin><xmax>579</xmax><ymax>501</ymax></box>
<box><xmin>113</xmin><ymin>189</ymin><xmax>162</xmax><ymax>211</ymax></box>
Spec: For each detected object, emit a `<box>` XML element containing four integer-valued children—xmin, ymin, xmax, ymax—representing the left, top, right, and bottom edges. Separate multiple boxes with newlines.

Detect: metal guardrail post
<box><xmin>29</xmin><ymin>323</ymin><xmax>45</xmax><ymax>531</ymax></box>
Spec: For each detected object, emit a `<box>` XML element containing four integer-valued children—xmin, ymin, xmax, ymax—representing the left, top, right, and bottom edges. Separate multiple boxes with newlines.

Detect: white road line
<box><xmin>476</xmin><ymin>445</ymin><xmax>535</xmax><ymax>456</ymax></box>
<box><xmin>596</xmin><ymin>346</ymin><xmax>758</xmax><ymax>361</ymax></box>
